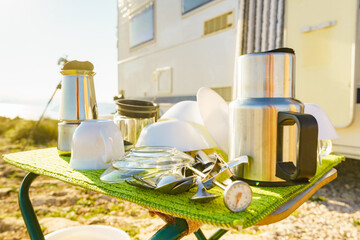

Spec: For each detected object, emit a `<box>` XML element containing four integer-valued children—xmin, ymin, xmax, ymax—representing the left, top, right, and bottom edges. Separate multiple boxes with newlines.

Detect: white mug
<box><xmin>70</xmin><ymin>119</ymin><xmax>125</xmax><ymax>170</ymax></box>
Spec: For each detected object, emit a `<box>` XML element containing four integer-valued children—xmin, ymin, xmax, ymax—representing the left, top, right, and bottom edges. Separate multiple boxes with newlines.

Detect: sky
<box><xmin>0</xmin><ymin>0</ymin><xmax>118</xmax><ymax>118</ymax></box>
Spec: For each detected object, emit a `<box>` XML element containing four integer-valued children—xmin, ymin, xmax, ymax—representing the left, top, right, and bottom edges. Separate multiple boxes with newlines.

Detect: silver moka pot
<box><xmin>229</xmin><ymin>48</ymin><xmax>318</xmax><ymax>186</ymax></box>
<box><xmin>57</xmin><ymin>60</ymin><xmax>98</xmax><ymax>155</ymax></box>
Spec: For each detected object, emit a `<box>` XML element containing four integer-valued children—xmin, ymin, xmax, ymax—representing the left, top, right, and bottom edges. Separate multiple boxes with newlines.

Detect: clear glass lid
<box><xmin>112</xmin><ymin>146</ymin><xmax>194</xmax><ymax>170</ymax></box>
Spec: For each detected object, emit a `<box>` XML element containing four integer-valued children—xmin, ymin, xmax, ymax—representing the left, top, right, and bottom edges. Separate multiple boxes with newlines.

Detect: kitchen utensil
<box><xmin>195</xmin><ymin>150</ymin><xmax>215</xmax><ymax>164</ymax></box>
<box><xmin>156</xmin><ymin>173</ymin><xmax>184</xmax><ymax>188</ymax></box>
<box><xmin>202</xmin><ymin>157</ymin><xmax>248</xmax><ymax>189</ymax></box>
<box><xmin>112</xmin><ymin>147</ymin><xmax>194</xmax><ymax>170</ymax></box>
<box><xmin>100</xmin><ymin>167</ymin><xmax>147</xmax><ymax>183</ymax></box>
<box><xmin>222</xmin><ymin>181</ymin><xmax>253</xmax><ymax>212</ymax></box>
<box><xmin>160</xmin><ymin>100</ymin><xmax>204</xmax><ymax>125</ymax></box>
<box><xmin>155</xmin><ymin>175</ymin><xmax>195</xmax><ymax>193</ymax></box>
<box><xmin>125</xmin><ymin>178</ymin><xmax>156</xmax><ymax>189</ymax></box>
<box><xmin>197</xmin><ymin>87</ymin><xmax>230</xmax><ymax>153</ymax></box>
<box><xmin>57</xmin><ymin>122</ymin><xmax>78</xmax><ymax>156</ymax></box>
<box><xmin>187</xmin><ymin>160</ymin><xmax>252</xmax><ymax>212</ymax></box>
<box><xmin>133</xmin><ymin>174</ymin><xmax>159</xmax><ymax>188</ymax></box>
<box><xmin>170</xmin><ymin>178</ymin><xmax>195</xmax><ymax>194</ymax></box>
<box><xmin>127</xmin><ymin>172</ymin><xmax>195</xmax><ymax>194</ymax></box>
<box><xmin>57</xmin><ymin>60</ymin><xmax>98</xmax><ymax>154</ymax></box>
<box><xmin>114</xmin><ymin>99</ymin><xmax>159</xmax><ymax>147</ymax></box>
<box><xmin>70</xmin><ymin>119</ymin><xmax>124</xmax><ymax>170</ymax></box>
<box><xmin>229</xmin><ymin>48</ymin><xmax>318</xmax><ymax>186</ymax></box>
<box><xmin>101</xmin><ymin>147</ymin><xmax>194</xmax><ymax>183</ymax></box>
<box><xmin>135</xmin><ymin>119</ymin><xmax>217</xmax><ymax>152</ymax></box>
<box><xmin>59</xmin><ymin>61</ymin><xmax>98</xmax><ymax>121</ymax></box>
<box><xmin>190</xmin><ymin>177</ymin><xmax>219</xmax><ymax>202</ymax></box>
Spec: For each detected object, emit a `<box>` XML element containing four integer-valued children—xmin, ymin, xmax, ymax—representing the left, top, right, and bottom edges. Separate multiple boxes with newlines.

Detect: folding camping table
<box><xmin>2</xmin><ymin>148</ymin><xmax>343</xmax><ymax>240</ymax></box>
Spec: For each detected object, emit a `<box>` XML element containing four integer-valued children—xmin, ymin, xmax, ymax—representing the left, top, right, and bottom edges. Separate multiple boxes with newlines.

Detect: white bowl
<box><xmin>136</xmin><ymin>119</ymin><xmax>217</xmax><ymax>152</ymax></box>
<box><xmin>45</xmin><ymin>225</ymin><xmax>130</xmax><ymax>240</ymax></box>
<box><xmin>160</xmin><ymin>100</ymin><xmax>204</xmax><ymax>125</ymax></box>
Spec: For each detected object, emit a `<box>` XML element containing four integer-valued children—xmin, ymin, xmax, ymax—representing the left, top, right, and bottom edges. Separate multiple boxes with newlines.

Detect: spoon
<box><xmin>169</xmin><ymin>178</ymin><xmax>195</xmax><ymax>194</ymax></box>
<box><xmin>155</xmin><ymin>175</ymin><xmax>194</xmax><ymax>193</ymax></box>
<box><xmin>125</xmin><ymin>179</ymin><xmax>155</xmax><ymax>189</ymax></box>
<box><xmin>133</xmin><ymin>175</ymin><xmax>158</xmax><ymax>188</ymax></box>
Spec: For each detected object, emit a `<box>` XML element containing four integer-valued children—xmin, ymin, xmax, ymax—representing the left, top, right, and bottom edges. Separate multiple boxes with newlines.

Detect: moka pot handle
<box><xmin>276</xmin><ymin>112</ymin><xmax>318</xmax><ymax>183</ymax></box>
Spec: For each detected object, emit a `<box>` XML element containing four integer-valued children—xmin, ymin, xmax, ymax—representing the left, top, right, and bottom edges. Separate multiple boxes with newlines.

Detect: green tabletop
<box><xmin>2</xmin><ymin>148</ymin><xmax>344</xmax><ymax>230</ymax></box>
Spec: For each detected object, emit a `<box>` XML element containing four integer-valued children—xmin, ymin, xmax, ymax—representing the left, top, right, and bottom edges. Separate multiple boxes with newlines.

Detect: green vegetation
<box><xmin>354</xmin><ymin>220</ymin><xmax>360</xmax><ymax>227</ymax></box>
<box><xmin>309</xmin><ymin>196</ymin><xmax>327</xmax><ymax>202</ymax></box>
<box><xmin>291</xmin><ymin>210</ymin><xmax>301</xmax><ymax>217</ymax></box>
<box><xmin>36</xmin><ymin>207</ymin><xmax>79</xmax><ymax>221</ymax></box>
<box><xmin>121</xmin><ymin>225</ymin><xmax>140</xmax><ymax>239</ymax></box>
<box><xmin>75</xmin><ymin>197</ymin><xmax>96</xmax><ymax>207</ymax></box>
<box><xmin>0</xmin><ymin>116</ymin><xmax>58</xmax><ymax>150</ymax></box>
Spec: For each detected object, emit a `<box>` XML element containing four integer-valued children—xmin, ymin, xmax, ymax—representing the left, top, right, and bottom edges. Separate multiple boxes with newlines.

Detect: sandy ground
<box><xmin>0</xmin><ymin>151</ymin><xmax>359</xmax><ymax>240</ymax></box>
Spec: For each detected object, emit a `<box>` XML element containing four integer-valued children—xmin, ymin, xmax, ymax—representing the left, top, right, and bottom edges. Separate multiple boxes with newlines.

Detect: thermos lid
<box><xmin>61</xmin><ymin>60</ymin><xmax>95</xmax><ymax>76</ymax></box>
<box><xmin>235</xmin><ymin>48</ymin><xmax>295</xmax><ymax>98</ymax></box>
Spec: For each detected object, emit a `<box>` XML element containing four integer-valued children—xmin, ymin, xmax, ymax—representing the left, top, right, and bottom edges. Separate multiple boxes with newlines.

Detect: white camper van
<box><xmin>117</xmin><ymin>0</ymin><xmax>360</xmax><ymax>160</ymax></box>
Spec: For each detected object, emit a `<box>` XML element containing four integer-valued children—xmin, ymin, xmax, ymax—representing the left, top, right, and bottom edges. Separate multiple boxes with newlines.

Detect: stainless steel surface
<box><xmin>59</xmin><ymin>70</ymin><xmax>98</xmax><ymax>121</ymax></box>
<box><xmin>57</xmin><ymin>122</ymin><xmax>79</xmax><ymax>153</ymax></box>
<box><xmin>114</xmin><ymin>99</ymin><xmax>158</xmax><ymax>145</ymax></box>
<box><xmin>131</xmin><ymin>173</ymin><xmax>195</xmax><ymax>194</ymax></box>
<box><xmin>114</xmin><ymin>114</ymin><xmax>155</xmax><ymax>146</ymax></box>
<box><xmin>236</xmin><ymin>51</ymin><xmax>295</xmax><ymax>98</ymax></box>
<box><xmin>195</xmin><ymin>150</ymin><xmax>215</xmax><ymax>164</ymax></box>
<box><xmin>230</xmin><ymin>49</ymin><xmax>306</xmax><ymax>183</ymax></box>
<box><xmin>170</xmin><ymin>178</ymin><xmax>195</xmax><ymax>194</ymax></box>
<box><xmin>229</xmin><ymin>98</ymin><xmax>302</xmax><ymax>182</ymax></box>
<box><xmin>155</xmin><ymin>177</ymin><xmax>192</xmax><ymax>193</ymax></box>
<box><xmin>190</xmin><ymin>177</ymin><xmax>219</xmax><ymax>202</ymax></box>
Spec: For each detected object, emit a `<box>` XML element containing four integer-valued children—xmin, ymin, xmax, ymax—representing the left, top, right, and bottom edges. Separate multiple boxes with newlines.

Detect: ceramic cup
<box><xmin>70</xmin><ymin>119</ymin><xmax>125</xmax><ymax>170</ymax></box>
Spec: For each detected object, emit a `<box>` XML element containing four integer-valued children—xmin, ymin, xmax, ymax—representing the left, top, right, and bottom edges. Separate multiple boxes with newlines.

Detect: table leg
<box><xmin>150</xmin><ymin>217</ymin><xmax>229</xmax><ymax>240</ymax></box>
<box><xmin>194</xmin><ymin>228</ymin><xmax>228</xmax><ymax>240</ymax></box>
<box><xmin>207</xmin><ymin>228</ymin><xmax>228</xmax><ymax>240</ymax></box>
<box><xmin>150</xmin><ymin>217</ymin><xmax>189</xmax><ymax>240</ymax></box>
<box><xmin>18</xmin><ymin>172</ymin><xmax>45</xmax><ymax>240</ymax></box>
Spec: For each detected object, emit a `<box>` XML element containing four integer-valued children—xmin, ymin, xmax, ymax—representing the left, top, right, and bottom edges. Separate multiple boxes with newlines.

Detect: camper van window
<box><xmin>182</xmin><ymin>0</ymin><xmax>214</xmax><ymax>14</ymax></box>
<box><xmin>129</xmin><ymin>3</ymin><xmax>154</xmax><ymax>48</ymax></box>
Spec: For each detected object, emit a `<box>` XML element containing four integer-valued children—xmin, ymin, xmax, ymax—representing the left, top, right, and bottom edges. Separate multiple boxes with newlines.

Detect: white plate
<box><xmin>197</xmin><ymin>87</ymin><xmax>229</xmax><ymax>153</ymax></box>
<box><xmin>304</xmin><ymin>103</ymin><xmax>338</xmax><ymax>140</ymax></box>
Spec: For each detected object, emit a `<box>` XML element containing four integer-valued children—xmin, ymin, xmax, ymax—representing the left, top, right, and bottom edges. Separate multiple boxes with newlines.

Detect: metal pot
<box><xmin>229</xmin><ymin>48</ymin><xmax>318</xmax><ymax>186</ymax></box>
<box><xmin>114</xmin><ymin>99</ymin><xmax>159</xmax><ymax>148</ymax></box>
<box><xmin>57</xmin><ymin>60</ymin><xmax>98</xmax><ymax>154</ymax></box>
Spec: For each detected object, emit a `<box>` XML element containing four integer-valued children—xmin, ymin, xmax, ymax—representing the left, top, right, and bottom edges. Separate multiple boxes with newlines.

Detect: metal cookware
<box><xmin>114</xmin><ymin>99</ymin><xmax>158</xmax><ymax>148</ymax></box>
<box><xmin>229</xmin><ymin>48</ymin><xmax>318</xmax><ymax>186</ymax></box>
<box><xmin>57</xmin><ymin>60</ymin><xmax>98</xmax><ymax>155</ymax></box>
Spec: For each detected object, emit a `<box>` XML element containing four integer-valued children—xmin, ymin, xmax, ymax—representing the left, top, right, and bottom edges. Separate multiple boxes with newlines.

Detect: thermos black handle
<box><xmin>276</xmin><ymin>112</ymin><xmax>318</xmax><ymax>183</ymax></box>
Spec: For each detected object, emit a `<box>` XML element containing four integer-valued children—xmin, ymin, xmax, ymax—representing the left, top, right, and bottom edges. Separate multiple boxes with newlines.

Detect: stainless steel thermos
<box><xmin>57</xmin><ymin>61</ymin><xmax>98</xmax><ymax>155</ymax></box>
<box><xmin>229</xmin><ymin>48</ymin><xmax>318</xmax><ymax>186</ymax></box>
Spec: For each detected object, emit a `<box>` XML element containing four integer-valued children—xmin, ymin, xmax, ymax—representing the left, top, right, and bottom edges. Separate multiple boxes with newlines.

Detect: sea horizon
<box><xmin>0</xmin><ymin>101</ymin><xmax>117</xmax><ymax>120</ymax></box>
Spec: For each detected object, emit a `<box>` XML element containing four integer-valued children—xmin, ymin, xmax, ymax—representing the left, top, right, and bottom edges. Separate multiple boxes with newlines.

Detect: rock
<box><xmin>0</xmin><ymin>217</ymin><xmax>23</xmax><ymax>232</ymax></box>
<box><xmin>0</xmin><ymin>187</ymin><xmax>12</xmax><ymax>197</ymax></box>
<box><xmin>40</xmin><ymin>217</ymin><xmax>81</xmax><ymax>234</ymax></box>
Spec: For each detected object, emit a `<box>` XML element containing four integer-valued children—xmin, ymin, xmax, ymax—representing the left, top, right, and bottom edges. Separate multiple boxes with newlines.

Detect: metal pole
<box><xmin>22</xmin><ymin>81</ymin><xmax>61</xmax><ymax>151</ymax></box>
